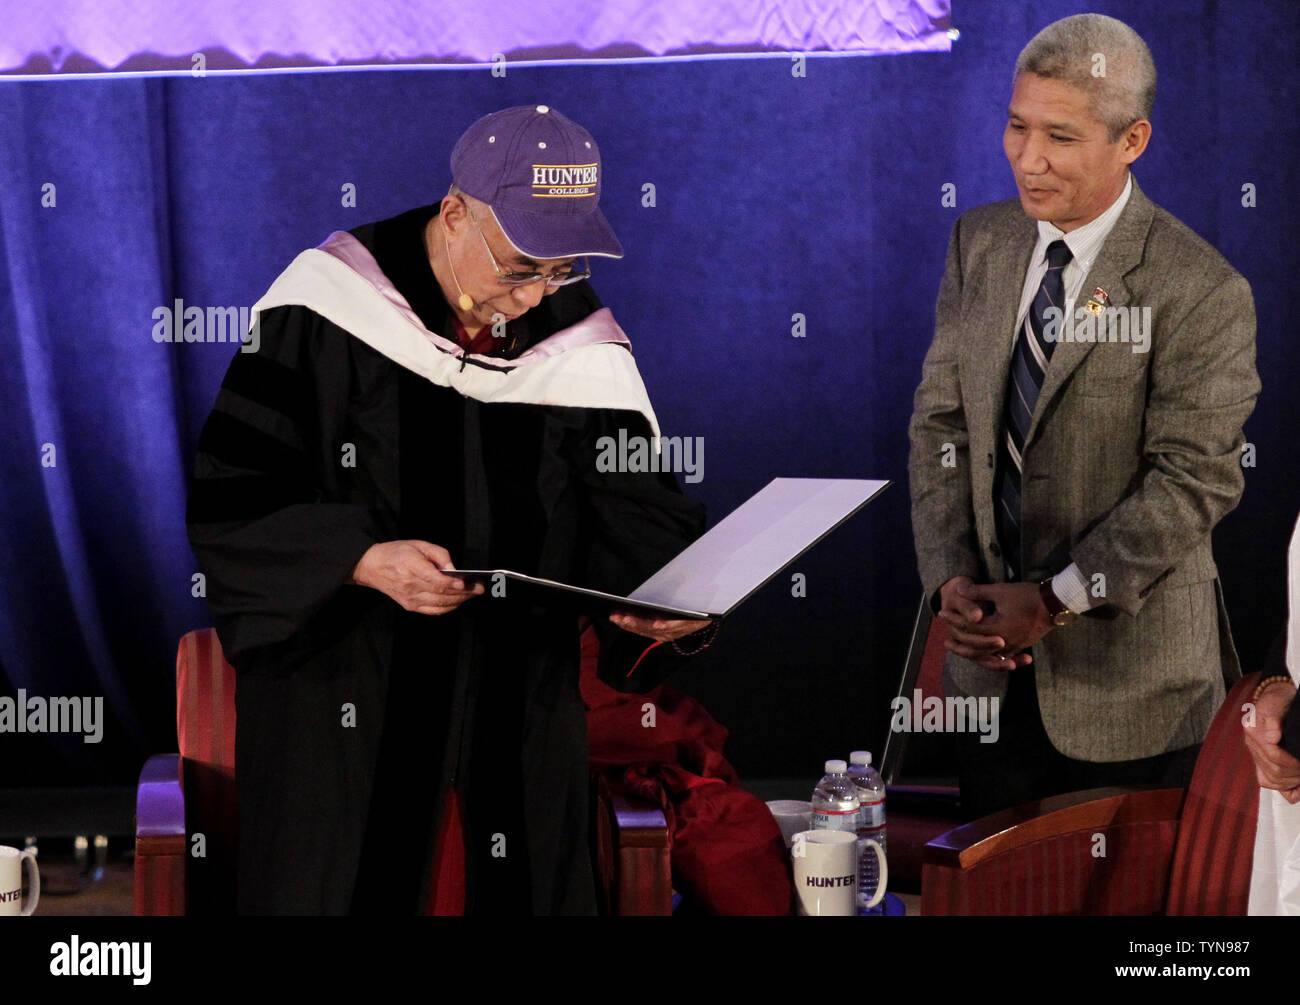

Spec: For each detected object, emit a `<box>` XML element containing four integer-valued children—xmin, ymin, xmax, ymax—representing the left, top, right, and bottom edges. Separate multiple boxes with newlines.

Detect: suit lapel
<box><xmin>965</xmin><ymin>209</ymin><xmax>1037</xmax><ymax>452</ymax></box>
<box><xmin>1026</xmin><ymin>176</ymin><xmax>1155</xmax><ymax>445</ymax></box>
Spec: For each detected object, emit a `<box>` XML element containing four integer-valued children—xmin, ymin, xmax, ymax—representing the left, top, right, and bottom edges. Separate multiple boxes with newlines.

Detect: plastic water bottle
<box><xmin>811</xmin><ymin>759</ymin><xmax>861</xmax><ymax>834</ymax></box>
<box><xmin>849</xmin><ymin>751</ymin><xmax>887</xmax><ymax>912</ymax></box>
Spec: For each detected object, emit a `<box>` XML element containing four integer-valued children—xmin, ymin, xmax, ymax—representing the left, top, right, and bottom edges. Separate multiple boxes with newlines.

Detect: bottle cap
<box><xmin>824</xmin><ymin>759</ymin><xmax>847</xmax><ymax>773</ymax></box>
<box><xmin>850</xmin><ymin>751</ymin><xmax>872</xmax><ymax>766</ymax></box>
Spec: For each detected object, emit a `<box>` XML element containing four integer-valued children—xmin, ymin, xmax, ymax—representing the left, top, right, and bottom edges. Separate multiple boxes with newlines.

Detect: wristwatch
<box><xmin>1038</xmin><ymin>578</ymin><xmax>1077</xmax><ymax>627</ymax></box>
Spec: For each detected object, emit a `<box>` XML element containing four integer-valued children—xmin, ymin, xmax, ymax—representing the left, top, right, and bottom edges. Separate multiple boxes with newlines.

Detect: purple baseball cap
<box><xmin>450</xmin><ymin>104</ymin><xmax>624</xmax><ymax>260</ymax></box>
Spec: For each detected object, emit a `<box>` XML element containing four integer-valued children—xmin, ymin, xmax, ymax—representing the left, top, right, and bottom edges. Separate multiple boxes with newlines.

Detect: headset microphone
<box><xmin>442</xmin><ymin>221</ymin><xmax>475</xmax><ymax>312</ymax></box>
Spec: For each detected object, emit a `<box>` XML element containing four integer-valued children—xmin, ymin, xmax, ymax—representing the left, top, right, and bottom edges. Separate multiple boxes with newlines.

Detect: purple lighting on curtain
<box><xmin>3</xmin><ymin>0</ymin><xmax>952</xmax><ymax>75</ymax></box>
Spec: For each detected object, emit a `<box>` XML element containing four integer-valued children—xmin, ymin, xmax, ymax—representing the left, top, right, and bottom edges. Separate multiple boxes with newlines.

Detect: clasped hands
<box><xmin>350</xmin><ymin>540</ymin><xmax>711</xmax><ymax>643</ymax></box>
<box><xmin>937</xmin><ymin>576</ymin><xmax>1055</xmax><ymax>671</ymax></box>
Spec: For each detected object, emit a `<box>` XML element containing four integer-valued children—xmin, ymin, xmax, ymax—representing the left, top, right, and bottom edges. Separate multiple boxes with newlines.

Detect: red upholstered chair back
<box><xmin>176</xmin><ymin>628</ymin><xmax>239</xmax><ymax>913</ymax></box>
<box><xmin>1163</xmin><ymin>672</ymin><xmax>1261</xmax><ymax>915</ymax></box>
<box><xmin>916</xmin><ymin>607</ymin><xmax>949</xmax><ymax>702</ymax></box>
<box><xmin>177</xmin><ymin>628</ymin><xmax>236</xmax><ymax>771</ymax></box>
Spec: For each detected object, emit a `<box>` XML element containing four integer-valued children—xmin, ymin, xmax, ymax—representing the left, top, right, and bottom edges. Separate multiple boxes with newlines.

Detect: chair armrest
<box><xmin>134</xmin><ymin>754</ymin><xmax>187</xmax><ymax>915</ymax></box>
<box><xmin>594</xmin><ymin>774</ymin><xmax>672</xmax><ymax>916</ymax></box>
<box><xmin>136</xmin><ymin>753</ymin><xmax>186</xmax><ymax>841</ymax></box>
<box><xmin>925</xmin><ymin>786</ymin><xmax>1185</xmax><ymax>868</ymax></box>
<box><xmin>608</xmin><ymin>791</ymin><xmax>669</xmax><ymax>845</ymax></box>
<box><xmin>922</xmin><ymin>786</ymin><xmax>1186</xmax><ymax>915</ymax></box>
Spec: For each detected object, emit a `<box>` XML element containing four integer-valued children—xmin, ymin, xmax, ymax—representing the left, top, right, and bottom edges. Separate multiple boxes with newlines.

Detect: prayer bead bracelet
<box><xmin>1252</xmin><ymin>675</ymin><xmax>1296</xmax><ymax>701</ymax></box>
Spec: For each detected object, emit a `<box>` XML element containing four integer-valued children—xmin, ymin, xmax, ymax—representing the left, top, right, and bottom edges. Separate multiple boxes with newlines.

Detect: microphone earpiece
<box><xmin>442</xmin><ymin>222</ymin><xmax>475</xmax><ymax>313</ymax></box>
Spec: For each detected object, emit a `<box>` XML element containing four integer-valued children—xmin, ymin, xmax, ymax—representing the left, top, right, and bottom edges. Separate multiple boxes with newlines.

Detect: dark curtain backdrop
<box><xmin>2</xmin><ymin>0</ymin><xmax>1296</xmax><ymax>788</ymax></box>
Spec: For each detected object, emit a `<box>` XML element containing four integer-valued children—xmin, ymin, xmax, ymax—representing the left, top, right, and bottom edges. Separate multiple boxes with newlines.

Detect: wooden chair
<box><xmin>134</xmin><ymin>629</ymin><xmax>237</xmax><ymax>915</ymax></box>
<box><xmin>922</xmin><ymin>672</ymin><xmax>1262</xmax><ymax>915</ymax></box>
<box><xmin>134</xmin><ymin>628</ymin><xmax>670</xmax><ymax>915</ymax></box>
<box><xmin>592</xmin><ymin>774</ymin><xmax>672</xmax><ymax>915</ymax></box>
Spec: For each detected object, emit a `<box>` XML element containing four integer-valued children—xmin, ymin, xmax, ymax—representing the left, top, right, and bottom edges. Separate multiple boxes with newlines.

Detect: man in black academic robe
<box><xmin>186</xmin><ymin>105</ymin><xmax>716</xmax><ymax>915</ymax></box>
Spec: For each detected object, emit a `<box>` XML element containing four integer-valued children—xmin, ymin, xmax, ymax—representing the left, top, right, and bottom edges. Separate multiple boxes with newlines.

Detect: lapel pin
<box><xmin>1085</xmin><ymin>285</ymin><xmax>1109</xmax><ymax>315</ymax></box>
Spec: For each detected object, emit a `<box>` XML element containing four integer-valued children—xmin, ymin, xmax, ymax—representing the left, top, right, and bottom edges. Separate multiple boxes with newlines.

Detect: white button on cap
<box><xmin>538</xmin><ymin>141</ymin><xmax>547</xmax><ymax>148</ymax></box>
<box><xmin>537</xmin><ymin>104</ymin><xmax>549</xmax><ymax>113</ymax></box>
<box><xmin>488</xmin><ymin>135</ymin><xmax>496</xmax><ymax>142</ymax></box>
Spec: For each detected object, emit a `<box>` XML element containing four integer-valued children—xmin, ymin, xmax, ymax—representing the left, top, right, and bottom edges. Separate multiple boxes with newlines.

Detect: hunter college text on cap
<box><xmin>451</xmin><ymin>104</ymin><xmax>625</xmax><ymax>260</ymax></box>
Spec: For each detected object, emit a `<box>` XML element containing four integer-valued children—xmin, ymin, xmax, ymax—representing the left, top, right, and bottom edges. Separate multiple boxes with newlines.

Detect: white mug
<box><xmin>0</xmin><ymin>846</ymin><xmax>39</xmax><ymax>917</ymax></box>
<box><xmin>794</xmin><ymin>830</ymin><xmax>888</xmax><ymax>916</ymax></box>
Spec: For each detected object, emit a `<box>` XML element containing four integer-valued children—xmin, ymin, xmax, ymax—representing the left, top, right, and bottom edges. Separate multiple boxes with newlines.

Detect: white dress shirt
<box><xmin>1249</xmin><ymin>510</ymin><xmax>1300</xmax><ymax>914</ymax></box>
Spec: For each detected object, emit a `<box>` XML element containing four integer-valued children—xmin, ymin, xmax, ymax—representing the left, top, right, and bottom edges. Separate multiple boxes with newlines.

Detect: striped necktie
<box><xmin>994</xmin><ymin>238</ymin><xmax>1072</xmax><ymax>581</ymax></box>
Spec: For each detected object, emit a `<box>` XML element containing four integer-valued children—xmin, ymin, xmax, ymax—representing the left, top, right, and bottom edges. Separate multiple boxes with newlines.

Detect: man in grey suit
<box><xmin>908</xmin><ymin>13</ymin><xmax>1259</xmax><ymax>819</ymax></box>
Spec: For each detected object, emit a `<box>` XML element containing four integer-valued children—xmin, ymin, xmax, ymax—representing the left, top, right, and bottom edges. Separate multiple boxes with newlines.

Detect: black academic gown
<box><xmin>186</xmin><ymin>204</ymin><xmax>708</xmax><ymax>915</ymax></box>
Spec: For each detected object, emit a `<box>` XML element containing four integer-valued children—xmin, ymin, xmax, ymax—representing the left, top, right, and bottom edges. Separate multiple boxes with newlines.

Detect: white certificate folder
<box><xmin>455</xmin><ymin>477</ymin><xmax>890</xmax><ymax>619</ymax></box>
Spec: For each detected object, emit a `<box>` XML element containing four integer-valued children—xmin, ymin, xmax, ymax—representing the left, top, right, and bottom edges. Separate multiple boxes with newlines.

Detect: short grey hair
<box><xmin>445</xmin><ymin>181</ymin><xmax>485</xmax><ymax>216</ymax></box>
<box><xmin>1015</xmin><ymin>14</ymin><xmax>1156</xmax><ymax>142</ymax></box>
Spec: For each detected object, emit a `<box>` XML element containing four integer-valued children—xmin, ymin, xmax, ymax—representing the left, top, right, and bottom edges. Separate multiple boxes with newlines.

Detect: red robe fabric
<box><xmin>426</xmin><ymin>622</ymin><xmax>793</xmax><ymax>915</ymax></box>
<box><xmin>580</xmin><ymin>623</ymin><xmax>793</xmax><ymax>915</ymax></box>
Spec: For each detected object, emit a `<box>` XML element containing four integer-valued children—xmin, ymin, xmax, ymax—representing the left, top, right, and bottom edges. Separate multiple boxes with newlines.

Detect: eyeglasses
<box><xmin>467</xmin><ymin>212</ymin><xmax>590</xmax><ymax>288</ymax></box>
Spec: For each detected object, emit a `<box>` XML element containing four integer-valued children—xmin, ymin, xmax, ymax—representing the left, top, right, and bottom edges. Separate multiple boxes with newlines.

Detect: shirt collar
<box><xmin>1034</xmin><ymin>172</ymin><xmax>1133</xmax><ymax>274</ymax></box>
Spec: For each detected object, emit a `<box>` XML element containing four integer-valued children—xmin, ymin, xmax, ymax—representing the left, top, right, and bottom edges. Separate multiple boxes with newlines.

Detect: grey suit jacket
<box><xmin>907</xmin><ymin>175</ymin><xmax>1260</xmax><ymax>762</ymax></box>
